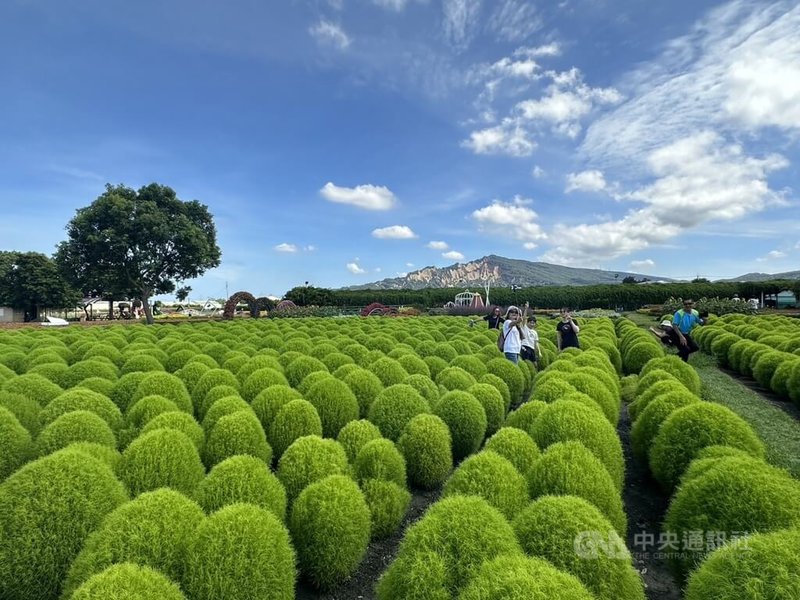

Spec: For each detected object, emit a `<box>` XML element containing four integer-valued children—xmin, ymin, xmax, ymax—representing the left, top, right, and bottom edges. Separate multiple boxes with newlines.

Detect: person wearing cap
<box><xmin>519</xmin><ymin>302</ymin><xmax>539</xmax><ymax>365</ymax></box>
<box><xmin>672</xmin><ymin>299</ymin><xmax>702</xmax><ymax>362</ymax></box>
<box><xmin>501</xmin><ymin>305</ymin><xmax>523</xmax><ymax>364</ymax></box>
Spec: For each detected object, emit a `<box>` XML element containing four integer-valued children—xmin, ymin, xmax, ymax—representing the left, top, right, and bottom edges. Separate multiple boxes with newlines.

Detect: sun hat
<box><xmin>660</xmin><ymin>320</ymin><xmax>673</xmax><ymax>329</ymax></box>
<box><xmin>504</xmin><ymin>306</ymin><xmax>520</xmax><ymax>319</ymax></box>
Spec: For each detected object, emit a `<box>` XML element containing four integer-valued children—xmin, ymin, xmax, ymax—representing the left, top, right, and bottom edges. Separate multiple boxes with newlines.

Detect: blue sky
<box><xmin>1</xmin><ymin>0</ymin><xmax>798</xmax><ymax>300</ymax></box>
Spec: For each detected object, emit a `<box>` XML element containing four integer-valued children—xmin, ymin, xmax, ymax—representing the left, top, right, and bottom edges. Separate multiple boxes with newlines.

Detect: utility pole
<box><xmin>225</xmin><ymin>281</ymin><xmax>229</xmax><ymax>300</ymax></box>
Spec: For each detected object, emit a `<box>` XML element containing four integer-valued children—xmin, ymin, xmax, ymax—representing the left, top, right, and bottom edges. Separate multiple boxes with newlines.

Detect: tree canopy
<box><xmin>0</xmin><ymin>251</ymin><xmax>80</xmax><ymax>319</ymax></box>
<box><xmin>55</xmin><ymin>183</ymin><xmax>221</xmax><ymax>324</ymax></box>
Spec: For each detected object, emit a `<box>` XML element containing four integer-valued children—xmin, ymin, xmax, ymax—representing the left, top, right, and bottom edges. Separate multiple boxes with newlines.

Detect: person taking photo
<box><xmin>556</xmin><ymin>307</ymin><xmax>580</xmax><ymax>351</ymax></box>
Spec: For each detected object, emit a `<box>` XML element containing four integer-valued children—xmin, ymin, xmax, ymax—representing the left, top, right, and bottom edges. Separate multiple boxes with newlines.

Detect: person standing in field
<box><xmin>556</xmin><ymin>307</ymin><xmax>580</xmax><ymax>351</ymax></box>
<box><xmin>483</xmin><ymin>306</ymin><xmax>503</xmax><ymax>329</ymax></box>
<box><xmin>501</xmin><ymin>305</ymin><xmax>523</xmax><ymax>364</ymax></box>
<box><xmin>520</xmin><ymin>302</ymin><xmax>539</xmax><ymax>365</ymax></box>
<box><xmin>672</xmin><ymin>298</ymin><xmax>703</xmax><ymax>362</ymax></box>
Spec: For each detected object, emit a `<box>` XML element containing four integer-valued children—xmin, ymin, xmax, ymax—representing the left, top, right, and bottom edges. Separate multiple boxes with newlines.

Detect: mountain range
<box><xmin>344</xmin><ymin>255</ymin><xmax>800</xmax><ymax>291</ymax></box>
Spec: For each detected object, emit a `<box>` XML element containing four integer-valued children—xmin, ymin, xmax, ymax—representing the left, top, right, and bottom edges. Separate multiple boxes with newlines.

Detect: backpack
<box><xmin>497</xmin><ymin>323</ymin><xmax>520</xmax><ymax>352</ymax></box>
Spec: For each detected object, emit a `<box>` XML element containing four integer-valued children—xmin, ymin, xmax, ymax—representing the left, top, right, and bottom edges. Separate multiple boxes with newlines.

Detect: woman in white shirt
<box><xmin>502</xmin><ymin>306</ymin><xmax>523</xmax><ymax>364</ymax></box>
<box><xmin>520</xmin><ymin>304</ymin><xmax>538</xmax><ymax>365</ymax></box>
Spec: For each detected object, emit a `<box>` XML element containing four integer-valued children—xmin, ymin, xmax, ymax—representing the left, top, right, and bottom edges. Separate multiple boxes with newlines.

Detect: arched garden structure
<box><xmin>223</xmin><ymin>291</ymin><xmax>260</xmax><ymax>319</ymax></box>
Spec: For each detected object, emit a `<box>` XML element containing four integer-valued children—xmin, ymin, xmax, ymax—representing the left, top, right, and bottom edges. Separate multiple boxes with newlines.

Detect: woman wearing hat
<box><xmin>501</xmin><ymin>305</ymin><xmax>523</xmax><ymax>364</ymax></box>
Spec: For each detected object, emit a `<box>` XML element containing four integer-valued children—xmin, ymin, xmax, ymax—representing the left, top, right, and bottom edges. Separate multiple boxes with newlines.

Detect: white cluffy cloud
<box><xmin>309</xmin><ymin>20</ymin><xmax>351</xmax><ymax>50</ymax></box>
<box><xmin>347</xmin><ymin>262</ymin><xmax>366</xmax><ymax>274</ymax></box>
<box><xmin>372</xmin><ymin>225</ymin><xmax>418</xmax><ymax>239</ymax></box>
<box><xmin>427</xmin><ymin>240</ymin><xmax>449</xmax><ymax>250</ymax></box>
<box><xmin>442</xmin><ymin>0</ymin><xmax>483</xmax><ymax>51</ymax></box>
<box><xmin>757</xmin><ymin>250</ymin><xmax>787</xmax><ymax>262</ymax></box>
<box><xmin>542</xmin><ymin>131</ymin><xmax>788</xmax><ymax>265</ymax></box>
<box><xmin>320</xmin><ymin>182</ymin><xmax>397</xmax><ymax>210</ymax></box>
<box><xmin>488</xmin><ymin>1</ymin><xmax>543</xmax><ymax>43</ymax></box>
<box><xmin>630</xmin><ymin>259</ymin><xmax>655</xmax><ymax>269</ymax></box>
<box><xmin>472</xmin><ymin>195</ymin><xmax>547</xmax><ymax>248</ymax></box>
<box><xmin>565</xmin><ymin>170</ymin><xmax>608</xmax><ymax>193</ymax></box>
<box><xmin>274</xmin><ymin>243</ymin><xmax>298</xmax><ymax>253</ymax></box>
<box><xmin>442</xmin><ymin>250</ymin><xmax>465</xmax><ymax>260</ymax></box>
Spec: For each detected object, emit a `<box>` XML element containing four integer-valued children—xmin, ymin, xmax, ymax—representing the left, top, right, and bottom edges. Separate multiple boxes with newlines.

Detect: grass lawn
<box><xmin>691</xmin><ymin>352</ymin><xmax>800</xmax><ymax>478</ymax></box>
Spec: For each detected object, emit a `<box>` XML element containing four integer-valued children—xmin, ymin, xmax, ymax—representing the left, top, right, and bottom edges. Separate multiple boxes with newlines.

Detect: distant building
<box><xmin>0</xmin><ymin>306</ymin><xmax>25</xmax><ymax>323</ymax></box>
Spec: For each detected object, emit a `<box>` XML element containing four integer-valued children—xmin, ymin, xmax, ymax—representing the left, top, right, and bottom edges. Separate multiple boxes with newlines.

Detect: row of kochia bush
<box><xmin>691</xmin><ymin>313</ymin><xmax>800</xmax><ymax>406</ymax></box>
<box><xmin>0</xmin><ymin>315</ymin><xmax>622</xmax><ymax>600</ymax></box>
<box><xmin>617</xmin><ymin>317</ymin><xmax>800</xmax><ymax>599</ymax></box>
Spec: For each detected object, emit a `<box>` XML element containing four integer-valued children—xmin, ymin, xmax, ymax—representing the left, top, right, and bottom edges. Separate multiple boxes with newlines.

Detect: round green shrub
<box><xmin>376</xmin><ymin>495</ymin><xmax>522</xmax><ymax>600</ymax></box>
<box><xmin>397</xmin><ymin>413</ymin><xmax>452</xmax><ymax>489</ymax></box>
<box><xmin>62</xmin><ymin>441</ymin><xmax>121</xmax><ymax>470</ymax></box>
<box><xmin>467</xmin><ymin>383</ymin><xmax>505</xmax><ymax>436</ymax></box>
<box><xmin>64</xmin><ymin>360</ymin><xmax>119</xmax><ymax>388</ymax></box>
<box><xmin>332</xmin><ymin>363</ymin><xmax>360</xmax><ymax>380</ymax></box>
<box><xmin>397</xmin><ymin>354</ymin><xmax>431</xmax><ymax>377</ymax></box>
<box><xmin>132</xmin><ymin>372</ymin><xmax>193</xmax><ymax>414</ymax></box>
<box><xmin>126</xmin><ymin>394</ymin><xmax>180</xmax><ymax>431</ymax></box>
<box><xmin>108</xmin><ymin>371</ymin><xmax>149</xmax><ymax>412</ymax></box>
<box><xmin>649</xmin><ymin>402</ymin><xmax>766</xmax><ymax>491</ymax></box>
<box><xmin>184</xmin><ymin>503</ymin><xmax>296</xmax><ymax>600</ymax></box>
<box><xmin>242</xmin><ymin>367</ymin><xmax>289</xmax><ymax>403</ymax></box>
<box><xmin>443</xmin><ymin>450</ymin><xmax>528</xmax><ymax>519</ymax></box>
<box><xmin>361</xmin><ymin>478</ymin><xmax>410</xmax><ymax>540</ymax></box>
<box><xmin>290</xmin><ymin>475</ymin><xmax>370</xmax><ymax>589</ymax></box>
<box><xmin>630</xmin><ymin>390</ymin><xmax>701</xmax><ymax>460</ymax></box>
<box><xmin>337</xmin><ymin>419</ymin><xmax>383</xmax><ymax>463</ymax></box>
<box><xmin>200</xmin><ymin>384</ymin><xmax>242</xmax><ymax>415</ymax></box>
<box><xmin>531</xmin><ymin>375</ymin><xmax>577</xmax><ymax>404</ymax></box>
<box><xmin>710</xmin><ymin>332</ymin><xmax>741</xmax><ymax>367</ymax></box>
<box><xmin>205</xmin><ymin>410</ymin><xmax>271</xmax><ymax>467</ymax></box>
<box><xmin>483</xmin><ymin>426</ymin><xmax>540</xmax><ymax>475</ymax></box>
<box><xmin>285</xmin><ymin>356</ymin><xmax>328</xmax><ymax>388</ymax></box>
<box><xmin>485</xmin><ymin>358</ymin><xmax>524</xmax><ymax>406</ymax></box>
<box><xmin>527</xmin><ymin>441</ymin><xmax>626</xmax><ymax>536</ymax></box>
<box><xmin>40</xmin><ymin>388</ymin><xmax>123</xmax><ymax>432</ymax></box>
<box><xmin>25</xmin><ymin>362</ymin><xmax>70</xmax><ymax>387</ymax></box>
<box><xmin>563</xmin><ymin>371</ymin><xmax>619</xmax><ymax>425</ymax></box>
<box><xmin>191</xmin><ymin>369</ymin><xmax>240</xmax><ymax>410</ymax></box>
<box><xmin>0</xmin><ymin>449</ymin><xmax>128</xmax><ymax>600</ymax></box>
<box><xmin>69</xmin><ymin>563</ymin><xmax>186</xmax><ymax>600</ymax></box>
<box><xmin>639</xmin><ymin>356</ymin><xmax>701</xmax><ymax>395</ymax></box>
<box><xmin>0</xmin><ymin>406</ymin><xmax>32</xmax><ymax>479</ymax></box>
<box><xmin>297</xmin><ymin>370</ymin><xmax>334</xmax><ymax>396</ymax></box>
<box><xmin>664</xmin><ymin>457</ymin><xmax>800</xmax><ymax>577</ymax></box>
<box><xmin>201</xmin><ymin>396</ymin><xmax>251</xmax><ymax>433</ymax></box>
<box><xmin>752</xmin><ymin>350</ymin><xmax>788</xmax><ymax>390</ymax></box>
<box><xmin>195</xmin><ymin>454</ymin><xmax>287</xmax><ymax>520</ymax></box>
<box><xmin>36</xmin><ymin>410</ymin><xmax>117</xmax><ymax>456</ymax></box>
<box><xmin>434</xmin><ymin>390</ymin><xmax>487</xmax><ymax>461</ymax></box>
<box><xmin>268</xmin><ymin>399</ymin><xmax>322</xmax><ymax>459</ymax></box>
<box><xmin>120</xmin><ymin>354</ymin><xmax>166</xmax><ymax>375</ymax></box>
<box><xmin>141</xmin><ymin>410</ymin><xmax>205</xmax><ymax>452</ymax></box>
<box><xmin>305</xmin><ymin>377</ymin><xmax>360</xmax><ymax>438</ymax></box>
<box><xmin>2</xmin><ymin>372</ymin><xmax>62</xmax><ymax>405</ymax></box>
<box><xmin>512</xmin><ymin>495</ymin><xmax>644</xmax><ymax>600</ymax></box>
<box><xmin>634</xmin><ymin>368</ymin><xmax>681</xmax><ymax>399</ymax></box>
<box><xmin>354</xmin><ymin>438</ymin><xmax>406</xmax><ymax>487</ymax></box>
<box><xmin>457</xmin><ymin>554</ymin><xmax>595</xmax><ymax>600</ymax></box>
<box><xmin>251</xmin><ymin>385</ymin><xmax>302</xmax><ymax>431</ymax></box>
<box><xmin>0</xmin><ymin>350</ymin><xmax>28</xmax><ymax>375</ymax></box>
<box><xmin>75</xmin><ymin>376</ymin><xmax>114</xmax><ymax>397</ymax></box>
<box><xmin>164</xmin><ymin>349</ymin><xmax>198</xmax><ymax>373</ymax></box>
<box><xmin>235</xmin><ymin>355</ymin><xmax>283</xmax><ymax>383</ymax></box>
<box><xmin>423</xmin><ymin>355</ymin><xmax>449</xmax><ymax>380</ymax></box>
<box><xmin>82</xmin><ymin>344</ymin><xmax>123</xmax><ymax>366</ymax></box>
<box><xmin>623</xmin><ymin>341</ymin><xmax>664</xmax><ymax>375</ymax></box>
<box><xmin>504</xmin><ymin>400</ymin><xmax>546</xmax><ymax>432</ymax></box>
<box><xmin>530</xmin><ymin>400</ymin><xmax>624</xmax><ymax>491</ymax></box>
<box><xmin>118</xmin><ymin>428</ymin><xmax>205</xmax><ymax>496</ymax></box>
<box><xmin>435</xmin><ymin>366</ymin><xmax>477</xmax><ymax>392</ymax></box>
<box><xmin>685</xmin><ymin>528</ymin><xmax>800</xmax><ymax>600</ymax></box>
<box><xmin>367</xmin><ymin>357</ymin><xmax>409</xmax><ymax>388</ymax></box>
<box><xmin>403</xmin><ymin>373</ymin><xmax>439</xmax><ymax>407</ymax></box>
<box><xmin>449</xmin><ymin>355</ymin><xmax>488</xmax><ymax>379</ymax></box>
<box><xmin>770</xmin><ymin>356</ymin><xmax>800</xmax><ymax>398</ymax></box>
<box><xmin>368</xmin><ymin>384</ymin><xmax>431</xmax><ymax>442</ymax></box>
<box><xmin>61</xmin><ymin>487</ymin><xmax>204</xmax><ymax>596</ymax></box>
<box><xmin>341</xmin><ymin>368</ymin><xmax>384</xmax><ymax>417</ymax></box>
<box><xmin>628</xmin><ymin>378</ymin><xmax>689</xmax><ymax>422</ymax></box>
<box><xmin>277</xmin><ymin>435</ymin><xmax>349</xmax><ymax>502</ymax></box>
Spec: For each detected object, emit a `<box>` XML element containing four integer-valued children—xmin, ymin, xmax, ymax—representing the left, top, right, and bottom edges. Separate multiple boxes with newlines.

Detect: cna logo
<box><xmin>573</xmin><ymin>531</ymin><xmax>631</xmax><ymax>560</ymax></box>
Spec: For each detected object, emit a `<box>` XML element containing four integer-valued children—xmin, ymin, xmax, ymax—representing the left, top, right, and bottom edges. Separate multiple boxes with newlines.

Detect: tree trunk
<box><xmin>141</xmin><ymin>288</ymin><xmax>154</xmax><ymax>325</ymax></box>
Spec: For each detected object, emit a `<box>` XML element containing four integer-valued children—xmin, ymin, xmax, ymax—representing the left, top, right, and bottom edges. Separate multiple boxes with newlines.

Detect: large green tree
<box><xmin>0</xmin><ymin>251</ymin><xmax>80</xmax><ymax>319</ymax></box>
<box><xmin>55</xmin><ymin>183</ymin><xmax>221</xmax><ymax>324</ymax></box>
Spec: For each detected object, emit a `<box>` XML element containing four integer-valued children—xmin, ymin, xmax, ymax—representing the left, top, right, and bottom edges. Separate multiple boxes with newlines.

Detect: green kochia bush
<box><xmin>467</xmin><ymin>383</ymin><xmax>505</xmax><ymax>436</ymax></box>
<box><xmin>251</xmin><ymin>385</ymin><xmax>302</xmax><ymax>431</ymax></box>
<box><xmin>630</xmin><ymin>390</ymin><xmax>701</xmax><ymax>460</ymax></box>
<box><xmin>397</xmin><ymin>414</ymin><xmax>452</xmax><ymax>490</ymax></box>
<box><xmin>0</xmin><ymin>390</ymin><xmax>42</xmax><ymax>436</ymax></box>
<box><xmin>368</xmin><ymin>357</ymin><xmax>410</xmax><ymax>387</ymax></box>
<box><xmin>479</xmin><ymin>373</ymin><xmax>512</xmax><ymax>412</ymax></box>
<box><xmin>435</xmin><ymin>366</ymin><xmax>477</xmax><ymax>392</ymax></box>
<box><xmin>132</xmin><ymin>372</ymin><xmax>193</xmax><ymax>414</ymax></box>
<box><xmin>195</xmin><ymin>455</ymin><xmax>287</xmax><ymax>520</ymax></box>
<box><xmin>649</xmin><ymin>403</ymin><xmax>766</xmax><ymax>491</ymax></box>
<box><xmin>141</xmin><ymin>411</ymin><xmax>205</xmax><ymax>453</ymax></box>
<box><xmin>512</xmin><ymin>495</ymin><xmax>645</xmax><ymax>600</ymax></box>
<box><xmin>341</xmin><ymin>368</ymin><xmax>384</xmax><ymax>416</ymax></box>
<box><xmin>0</xmin><ymin>449</ymin><xmax>128</xmax><ymax>600</ymax></box>
<box><xmin>69</xmin><ymin>563</ymin><xmax>187</xmax><ymax>600</ymax></box>
<box><xmin>0</xmin><ymin>407</ymin><xmax>32</xmax><ymax>480</ymax></box>
<box><xmin>530</xmin><ymin>400</ymin><xmax>624</xmax><ymax>491</ymax></box>
<box><xmin>36</xmin><ymin>410</ymin><xmax>117</xmax><ymax>457</ymax></box>
<box><xmin>368</xmin><ymin>384</ymin><xmax>431</xmax><ymax>441</ymax></box>
<box><xmin>442</xmin><ymin>450</ymin><xmax>528</xmax><ymax>520</ymax></box>
<box><xmin>354</xmin><ymin>438</ymin><xmax>406</xmax><ymax>487</ymax></box>
<box><xmin>337</xmin><ymin>419</ymin><xmax>382</xmax><ymax>463</ymax></box>
<box><xmin>485</xmin><ymin>358</ymin><xmax>524</xmax><ymax>406</ymax></box>
<box><xmin>639</xmin><ymin>356</ymin><xmax>701</xmax><ymax>396</ymax></box>
<box><xmin>504</xmin><ymin>399</ymin><xmax>546</xmax><ymax>432</ymax></box>
<box><xmin>685</xmin><ymin>528</ymin><xmax>800</xmax><ymax>600</ymax></box>
<box><xmin>277</xmin><ymin>435</ymin><xmax>350</xmax><ymax>502</ymax></box>
<box><xmin>434</xmin><ymin>390</ymin><xmax>487</xmax><ymax>461</ymax></box>
<box><xmin>483</xmin><ymin>426</ymin><xmax>540</xmax><ymax>475</ymax></box>
<box><xmin>204</xmin><ymin>410</ymin><xmax>272</xmax><ymax>467</ymax></box>
<box><xmin>269</xmin><ymin>399</ymin><xmax>323</xmax><ymax>459</ymax></box>
<box><xmin>63</xmin><ymin>441</ymin><xmax>122</xmax><ymax>470</ymax></box>
<box><xmin>126</xmin><ymin>395</ymin><xmax>181</xmax><ymax>430</ymax></box>
<box><xmin>191</xmin><ymin>369</ymin><xmax>240</xmax><ymax>411</ymax></box>
<box><xmin>61</xmin><ymin>488</ymin><xmax>204</xmax><ymax>597</ymax></box>
<box><xmin>40</xmin><ymin>388</ymin><xmax>123</xmax><ymax>432</ymax></box>
<box><xmin>118</xmin><ymin>428</ymin><xmax>205</xmax><ymax>496</ymax></box>
<box><xmin>241</xmin><ymin>368</ymin><xmax>289</xmax><ymax>403</ymax></box>
<box><xmin>184</xmin><ymin>503</ymin><xmax>296</xmax><ymax>600</ymax></box>
<box><xmin>305</xmin><ymin>377</ymin><xmax>360</xmax><ymax>438</ymax></box>
<box><xmin>664</xmin><ymin>457</ymin><xmax>800</xmax><ymax>578</ymax></box>
<box><xmin>285</xmin><ymin>356</ymin><xmax>328</xmax><ymax>388</ymax></box>
<box><xmin>361</xmin><ymin>478</ymin><xmax>410</xmax><ymax>540</ymax></box>
<box><xmin>458</xmin><ymin>554</ymin><xmax>596</xmax><ymax>600</ymax></box>
<box><xmin>527</xmin><ymin>441</ymin><xmax>626</xmax><ymax>536</ymax></box>
<box><xmin>376</xmin><ymin>495</ymin><xmax>522</xmax><ymax>600</ymax></box>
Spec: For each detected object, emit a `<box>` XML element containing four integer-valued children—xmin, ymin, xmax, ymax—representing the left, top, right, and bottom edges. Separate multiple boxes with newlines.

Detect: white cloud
<box><xmin>443</xmin><ymin>0</ymin><xmax>483</xmax><ymax>51</ymax></box>
<box><xmin>542</xmin><ymin>132</ymin><xmax>788</xmax><ymax>265</ymax></box>
<box><xmin>372</xmin><ymin>225</ymin><xmax>418</xmax><ymax>239</ymax></box>
<box><xmin>304</xmin><ymin>245</ymin><xmax>317</xmax><ymax>252</ymax></box>
<box><xmin>565</xmin><ymin>170</ymin><xmax>608</xmax><ymax>193</ymax></box>
<box><xmin>375</xmin><ymin>267</ymin><xmax>382</xmax><ymax>272</ymax></box>
<box><xmin>372</xmin><ymin>0</ymin><xmax>425</xmax><ymax>10</ymax></box>
<box><xmin>427</xmin><ymin>240</ymin><xmax>449</xmax><ymax>250</ymax></box>
<box><xmin>442</xmin><ymin>250</ymin><xmax>465</xmax><ymax>260</ymax></box>
<box><xmin>274</xmin><ymin>243</ymin><xmax>298</xmax><ymax>253</ymax></box>
<box><xmin>472</xmin><ymin>195</ymin><xmax>547</xmax><ymax>247</ymax></box>
<box><xmin>406</xmin><ymin>262</ymin><xmax>415</xmax><ymax>267</ymax></box>
<box><xmin>630</xmin><ymin>259</ymin><xmax>655</xmax><ymax>269</ymax></box>
<box><xmin>523</xmin><ymin>242</ymin><xmax>537</xmax><ymax>250</ymax></box>
<box><xmin>396</xmin><ymin>272</ymin><xmax>408</xmax><ymax>277</ymax></box>
<box><xmin>320</xmin><ymin>182</ymin><xmax>397</xmax><ymax>210</ymax></box>
<box><xmin>462</xmin><ymin>122</ymin><xmax>536</xmax><ymax>156</ymax></box>
<box><xmin>487</xmin><ymin>0</ymin><xmax>542</xmax><ymax>43</ymax></box>
<box><xmin>532</xmin><ymin>165</ymin><xmax>545</xmax><ymax>179</ymax></box>
<box><xmin>347</xmin><ymin>262</ymin><xmax>366</xmax><ymax>274</ymax></box>
<box><xmin>795</xmin><ymin>241</ymin><xmax>800</xmax><ymax>249</ymax></box>
<box><xmin>309</xmin><ymin>20</ymin><xmax>351</xmax><ymax>50</ymax></box>
<box><xmin>756</xmin><ymin>250</ymin><xmax>787</xmax><ymax>262</ymax></box>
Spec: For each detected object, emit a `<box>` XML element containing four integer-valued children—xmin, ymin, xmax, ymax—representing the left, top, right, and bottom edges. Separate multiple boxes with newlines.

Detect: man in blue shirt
<box><xmin>672</xmin><ymin>299</ymin><xmax>703</xmax><ymax>362</ymax></box>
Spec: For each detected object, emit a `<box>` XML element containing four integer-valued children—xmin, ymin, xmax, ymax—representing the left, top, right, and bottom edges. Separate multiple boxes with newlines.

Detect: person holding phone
<box><xmin>502</xmin><ymin>305</ymin><xmax>523</xmax><ymax>364</ymax></box>
<box><xmin>520</xmin><ymin>302</ymin><xmax>539</xmax><ymax>365</ymax></box>
<box><xmin>556</xmin><ymin>307</ymin><xmax>580</xmax><ymax>351</ymax></box>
